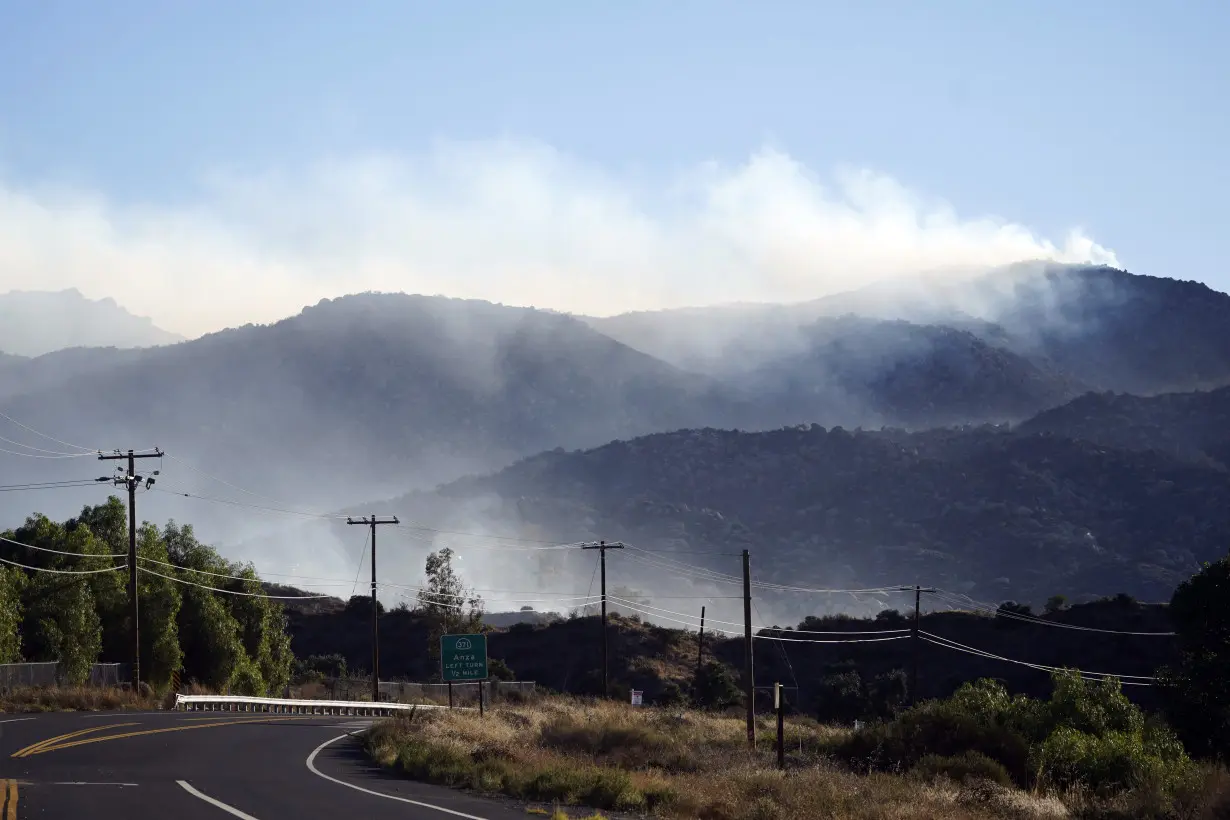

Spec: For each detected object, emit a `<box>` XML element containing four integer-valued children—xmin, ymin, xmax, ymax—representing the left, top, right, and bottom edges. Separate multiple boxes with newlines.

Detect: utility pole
<box><xmin>696</xmin><ymin>605</ymin><xmax>706</xmax><ymax>675</ymax></box>
<box><xmin>742</xmin><ymin>549</ymin><xmax>755</xmax><ymax>750</ymax></box>
<box><xmin>902</xmin><ymin>585</ymin><xmax>936</xmax><ymax>706</ymax></box>
<box><xmin>581</xmin><ymin>540</ymin><xmax>624</xmax><ymax>697</ymax></box>
<box><xmin>347</xmin><ymin>515</ymin><xmax>399</xmax><ymax>703</ymax></box>
<box><xmin>98</xmin><ymin>448</ymin><xmax>163</xmax><ymax>691</ymax></box>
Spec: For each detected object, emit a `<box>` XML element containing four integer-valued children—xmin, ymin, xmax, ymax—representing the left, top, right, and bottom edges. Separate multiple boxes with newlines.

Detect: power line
<box><xmin>0</xmin><ymin>411</ymin><xmax>98</xmax><ymax>453</ymax></box>
<box><xmin>136</xmin><ymin>556</ymin><xmax>357</xmax><ymax>587</ymax></box>
<box><xmin>0</xmin><ymin>479</ymin><xmax>110</xmax><ymax>493</ymax></box>
<box><xmin>919</xmin><ymin>631</ymin><xmax>1157</xmax><ymax>684</ymax></box>
<box><xmin>163</xmin><ymin>454</ymin><xmax>326</xmax><ymax>512</ymax></box>
<box><xmin>0</xmin><ymin>446</ymin><xmax>94</xmax><ymax>459</ymax></box>
<box><xmin>931</xmin><ymin>589</ymin><xmax>1177</xmax><ymax>636</ymax></box>
<box><xmin>0</xmin><ymin>554</ymin><xmax>127</xmax><ymax>575</ymax></box>
<box><xmin>0</xmin><ymin>434</ymin><xmax>89</xmax><ymax>457</ymax></box>
<box><xmin>617</xmin><ymin>549</ymin><xmax>906</xmax><ymax>595</ymax></box>
<box><xmin>605</xmin><ymin>596</ymin><xmax>909</xmax><ymax>635</ymax></box>
<box><xmin>153</xmin><ymin>486</ymin><xmax>346</xmax><ymax>520</ymax></box>
<box><xmin>754</xmin><ymin>632</ymin><xmax>911</xmax><ymax>645</ymax></box>
<box><xmin>136</xmin><ymin>566</ymin><xmax>337</xmax><ymax>599</ymax></box>
<box><xmin>0</xmin><ymin>532</ymin><xmax>127</xmax><ymax>559</ymax></box>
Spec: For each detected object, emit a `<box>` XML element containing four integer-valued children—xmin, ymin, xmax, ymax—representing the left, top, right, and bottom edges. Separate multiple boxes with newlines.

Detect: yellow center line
<box><xmin>4</xmin><ymin>778</ymin><xmax>16</xmax><ymax>820</ymax></box>
<box><xmin>24</xmin><ymin>715</ymin><xmax>317</xmax><ymax>757</ymax></box>
<box><xmin>11</xmin><ymin>724</ymin><xmax>139</xmax><ymax>759</ymax></box>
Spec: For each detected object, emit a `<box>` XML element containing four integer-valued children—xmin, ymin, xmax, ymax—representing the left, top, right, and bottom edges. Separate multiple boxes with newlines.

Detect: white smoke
<box><xmin>0</xmin><ymin>141</ymin><xmax>1117</xmax><ymax>337</ymax></box>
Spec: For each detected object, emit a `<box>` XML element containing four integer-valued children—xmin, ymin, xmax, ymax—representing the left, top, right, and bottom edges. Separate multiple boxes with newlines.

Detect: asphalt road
<box><xmin>0</xmin><ymin>710</ymin><xmax>530</xmax><ymax>819</ymax></box>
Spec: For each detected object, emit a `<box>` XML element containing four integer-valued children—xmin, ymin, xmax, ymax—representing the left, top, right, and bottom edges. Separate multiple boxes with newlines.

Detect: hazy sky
<box><xmin>1</xmin><ymin>0</ymin><xmax>1225</xmax><ymax>336</ymax></box>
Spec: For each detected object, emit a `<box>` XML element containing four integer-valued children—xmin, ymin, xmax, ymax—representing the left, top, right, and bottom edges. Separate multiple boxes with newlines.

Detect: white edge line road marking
<box><xmin>307</xmin><ymin>734</ymin><xmax>491</xmax><ymax>820</ymax></box>
<box><xmin>177</xmin><ymin>781</ymin><xmax>261</xmax><ymax>819</ymax></box>
<box><xmin>52</xmin><ymin>782</ymin><xmax>139</xmax><ymax>786</ymax></box>
<box><xmin>0</xmin><ymin>719</ymin><xmax>36</xmax><ymax>724</ymax></box>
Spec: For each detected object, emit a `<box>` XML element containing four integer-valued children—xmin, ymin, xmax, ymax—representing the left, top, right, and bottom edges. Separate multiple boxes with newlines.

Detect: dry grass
<box><xmin>365</xmin><ymin>696</ymin><xmax>1076</xmax><ymax>819</ymax></box>
<box><xmin>0</xmin><ymin>686</ymin><xmax>160</xmax><ymax>713</ymax></box>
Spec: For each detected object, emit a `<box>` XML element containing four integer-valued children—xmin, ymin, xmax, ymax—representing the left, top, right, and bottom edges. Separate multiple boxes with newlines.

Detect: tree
<box><xmin>10</xmin><ymin>515</ymin><xmax>103</xmax><ymax>684</ymax></box>
<box><xmin>816</xmin><ymin>669</ymin><xmax>866</xmax><ymax>723</ymax></box>
<box><xmin>164</xmin><ymin>522</ymin><xmax>246</xmax><ymax>690</ymax></box>
<box><xmin>692</xmin><ymin>660</ymin><xmax>741</xmax><ymax>710</ymax></box>
<box><xmin>1044</xmin><ymin>595</ymin><xmax>1067</xmax><ymax>615</ymax></box>
<box><xmin>71</xmin><ymin>499</ymin><xmax>130</xmax><ymax>663</ymax></box>
<box><xmin>487</xmin><ymin>657</ymin><xmax>515</xmax><ymax>681</ymax></box>
<box><xmin>0</xmin><ymin>566</ymin><xmax>22</xmax><ymax>663</ymax></box>
<box><xmin>1159</xmin><ymin>555</ymin><xmax>1230</xmax><ymax>760</ymax></box>
<box><xmin>415</xmin><ymin>547</ymin><xmax>483</xmax><ymax>675</ymax></box>
<box><xmin>136</xmin><ymin>523</ymin><xmax>184</xmax><ymax>689</ymax></box>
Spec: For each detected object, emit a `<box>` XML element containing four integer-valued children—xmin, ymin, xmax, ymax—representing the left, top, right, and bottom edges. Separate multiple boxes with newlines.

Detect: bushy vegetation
<box><xmin>365</xmin><ymin>695</ymin><xmax>1026</xmax><ymax>819</ymax></box>
<box><xmin>0</xmin><ymin>498</ymin><xmax>295</xmax><ymax>696</ymax></box>
<box><xmin>838</xmin><ymin>672</ymin><xmax>1197</xmax><ymax>801</ymax></box>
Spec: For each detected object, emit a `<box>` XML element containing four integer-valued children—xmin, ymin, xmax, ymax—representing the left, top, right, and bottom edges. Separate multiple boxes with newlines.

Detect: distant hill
<box><xmin>0</xmin><ymin>289</ymin><xmax>182</xmax><ymax>356</ymax></box>
<box><xmin>370</xmin><ymin>419</ymin><xmax>1230</xmax><ymax>606</ymax></box>
<box><xmin>1018</xmin><ymin>387</ymin><xmax>1230</xmax><ymax>467</ymax></box>
<box><xmin>588</xmin><ymin>263</ymin><xmax>1230</xmax><ymax>399</ymax></box>
<box><xmin>0</xmin><ymin>293</ymin><xmax>743</xmax><ymax>534</ymax></box>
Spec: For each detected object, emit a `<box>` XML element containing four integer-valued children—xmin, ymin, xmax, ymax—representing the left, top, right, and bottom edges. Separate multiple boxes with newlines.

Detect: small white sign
<box><xmin>630</xmin><ymin>689</ymin><xmax>643</xmax><ymax>706</ymax></box>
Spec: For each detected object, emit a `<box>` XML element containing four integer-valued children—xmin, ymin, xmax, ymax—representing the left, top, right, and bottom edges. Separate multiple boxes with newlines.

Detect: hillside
<box><xmin>1018</xmin><ymin>386</ymin><xmax>1230</xmax><ymax>467</ymax></box>
<box><xmin>371</xmin><ymin>421</ymin><xmax>1230</xmax><ymax>606</ymax></box>
<box><xmin>0</xmin><ymin>293</ymin><xmax>743</xmax><ymax>534</ymax></box>
<box><xmin>589</xmin><ymin>263</ymin><xmax>1230</xmax><ymax>399</ymax></box>
<box><xmin>738</xmin><ymin>316</ymin><xmax>1084</xmax><ymax>428</ymax></box>
<box><xmin>283</xmin><ymin>594</ymin><xmax>1174</xmax><ymax>711</ymax></box>
<box><xmin>0</xmin><ymin>289</ymin><xmax>182</xmax><ymax>356</ymax></box>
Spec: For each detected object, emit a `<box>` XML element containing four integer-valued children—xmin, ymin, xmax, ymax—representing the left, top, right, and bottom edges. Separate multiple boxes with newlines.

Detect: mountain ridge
<box><xmin>0</xmin><ymin>288</ymin><xmax>183</xmax><ymax>356</ymax></box>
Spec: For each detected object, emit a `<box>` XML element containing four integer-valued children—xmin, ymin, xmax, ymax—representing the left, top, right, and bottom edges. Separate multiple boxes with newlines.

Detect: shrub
<box><xmin>836</xmin><ymin>698</ymin><xmax>1032</xmax><ymax>785</ymax></box>
<box><xmin>912</xmin><ymin>751</ymin><xmax>1014</xmax><ymax>787</ymax></box>
<box><xmin>692</xmin><ymin>661</ymin><xmax>741</xmax><ymax>710</ymax></box>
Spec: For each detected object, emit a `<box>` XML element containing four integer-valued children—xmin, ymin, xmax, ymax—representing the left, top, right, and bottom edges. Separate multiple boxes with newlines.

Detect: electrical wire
<box><xmin>0</xmin><ymin>554</ymin><xmax>127</xmax><ymax>575</ymax></box>
<box><xmin>389</xmin><ymin>527</ymin><xmax>584</xmax><ymax>551</ymax></box>
<box><xmin>0</xmin><ymin>446</ymin><xmax>94</xmax><ymax>459</ymax></box>
<box><xmin>755</xmin><ymin>633</ymin><xmax>911</xmax><ymax>644</ymax></box>
<box><xmin>163</xmin><ymin>453</ymin><xmax>330</xmax><ymax>513</ymax></box>
<box><xmin>0</xmin><ymin>434</ymin><xmax>88</xmax><ymax>457</ymax></box>
<box><xmin>135</xmin><ymin>555</ymin><xmax>357</xmax><ymax>587</ymax></box>
<box><xmin>919</xmin><ymin>631</ymin><xmax>1156</xmax><ymax>684</ymax></box>
<box><xmin>0</xmin><ymin>533</ymin><xmax>127</xmax><ymax>559</ymax></box>
<box><xmin>136</xmin><ymin>566</ymin><xmax>336</xmax><ymax>599</ymax></box>
<box><xmin>0</xmin><ymin>411</ymin><xmax>97</xmax><ymax>453</ymax></box>
<box><xmin>349</xmin><ymin>528</ymin><xmax>370</xmax><ymax>599</ymax></box>
<box><xmin>754</xmin><ymin>594</ymin><xmax>800</xmax><ymax>694</ymax></box>
<box><xmin>605</xmin><ymin>595</ymin><xmax>910</xmax><ymax>635</ymax></box>
<box><xmin>153</xmin><ymin>487</ymin><xmax>346</xmax><ymax>520</ymax></box>
<box><xmin>930</xmin><ymin>589</ymin><xmax>1177</xmax><ymax>636</ymax></box>
<box><xmin>617</xmin><ymin>549</ymin><xmax>906</xmax><ymax>595</ymax></box>
<box><xmin>0</xmin><ymin>479</ymin><xmax>108</xmax><ymax>493</ymax></box>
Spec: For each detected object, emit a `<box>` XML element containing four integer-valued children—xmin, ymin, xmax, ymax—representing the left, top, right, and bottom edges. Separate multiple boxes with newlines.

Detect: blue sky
<box><xmin>0</xmin><ymin>0</ymin><xmax>1226</xmax><ymax>335</ymax></box>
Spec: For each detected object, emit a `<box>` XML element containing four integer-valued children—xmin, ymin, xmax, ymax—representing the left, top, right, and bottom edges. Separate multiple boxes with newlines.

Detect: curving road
<box><xmin>0</xmin><ymin>710</ymin><xmax>527</xmax><ymax>819</ymax></box>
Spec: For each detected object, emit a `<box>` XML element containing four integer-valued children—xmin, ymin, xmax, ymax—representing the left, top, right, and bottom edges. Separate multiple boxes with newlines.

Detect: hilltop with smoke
<box><xmin>4</xmin><ymin>261</ymin><xmax>1230</xmax><ymax>622</ymax></box>
<box><xmin>0</xmin><ymin>289</ymin><xmax>182</xmax><ymax>357</ymax></box>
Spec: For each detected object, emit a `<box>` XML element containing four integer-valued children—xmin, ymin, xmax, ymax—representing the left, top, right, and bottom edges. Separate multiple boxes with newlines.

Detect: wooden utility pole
<box><xmin>903</xmin><ymin>585</ymin><xmax>936</xmax><ymax>706</ymax></box>
<box><xmin>98</xmin><ymin>448</ymin><xmax>164</xmax><ymax>691</ymax></box>
<box><xmin>696</xmin><ymin>605</ymin><xmax>706</xmax><ymax>675</ymax></box>
<box><xmin>742</xmin><ymin>548</ymin><xmax>755</xmax><ymax>750</ymax></box>
<box><xmin>581</xmin><ymin>540</ymin><xmax>624</xmax><ymax>697</ymax></box>
<box><xmin>347</xmin><ymin>515</ymin><xmax>399</xmax><ymax>702</ymax></box>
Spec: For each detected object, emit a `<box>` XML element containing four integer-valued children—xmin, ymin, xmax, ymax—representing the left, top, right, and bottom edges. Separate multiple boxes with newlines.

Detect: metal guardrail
<box><xmin>173</xmin><ymin>694</ymin><xmax>444</xmax><ymax>716</ymax></box>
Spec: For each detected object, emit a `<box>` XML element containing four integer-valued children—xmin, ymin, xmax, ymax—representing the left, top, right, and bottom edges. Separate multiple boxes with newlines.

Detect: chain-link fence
<box><xmin>0</xmin><ymin>662</ymin><xmax>131</xmax><ymax>690</ymax></box>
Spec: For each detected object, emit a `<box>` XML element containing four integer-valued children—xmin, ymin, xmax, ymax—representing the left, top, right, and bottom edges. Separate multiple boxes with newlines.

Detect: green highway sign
<box><xmin>440</xmin><ymin>633</ymin><xmax>488</xmax><ymax>682</ymax></box>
